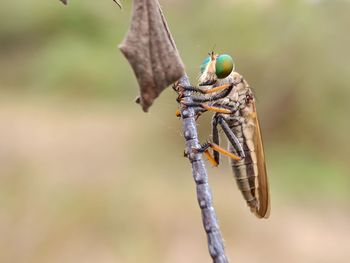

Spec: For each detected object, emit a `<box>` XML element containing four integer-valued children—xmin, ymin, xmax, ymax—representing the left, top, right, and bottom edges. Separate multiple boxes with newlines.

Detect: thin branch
<box><xmin>176</xmin><ymin>76</ymin><xmax>229</xmax><ymax>263</ymax></box>
<box><xmin>112</xmin><ymin>0</ymin><xmax>122</xmax><ymax>8</ymax></box>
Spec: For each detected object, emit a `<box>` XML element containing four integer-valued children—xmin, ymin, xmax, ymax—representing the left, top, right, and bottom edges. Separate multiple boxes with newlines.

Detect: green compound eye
<box><xmin>215</xmin><ymin>54</ymin><xmax>234</xmax><ymax>79</ymax></box>
<box><xmin>200</xmin><ymin>56</ymin><xmax>211</xmax><ymax>73</ymax></box>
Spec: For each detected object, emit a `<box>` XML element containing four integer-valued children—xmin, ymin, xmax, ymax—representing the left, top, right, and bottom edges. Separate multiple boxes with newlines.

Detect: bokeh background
<box><xmin>1</xmin><ymin>0</ymin><xmax>349</xmax><ymax>262</ymax></box>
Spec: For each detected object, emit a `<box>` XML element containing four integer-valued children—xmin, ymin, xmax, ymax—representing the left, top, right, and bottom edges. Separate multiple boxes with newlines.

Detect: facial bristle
<box><xmin>200</xmin><ymin>56</ymin><xmax>211</xmax><ymax>73</ymax></box>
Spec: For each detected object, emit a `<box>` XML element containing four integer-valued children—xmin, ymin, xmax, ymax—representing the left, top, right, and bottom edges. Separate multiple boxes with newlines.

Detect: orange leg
<box><xmin>203</xmin><ymin>84</ymin><xmax>232</xmax><ymax>94</ymax></box>
<box><xmin>201</xmin><ymin>104</ymin><xmax>232</xmax><ymax>114</ymax></box>
<box><xmin>209</xmin><ymin>143</ymin><xmax>241</xmax><ymax>161</ymax></box>
<box><xmin>203</xmin><ymin>150</ymin><xmax>219</xmax><ymax>167</ymax></box>
<box><xmin>180</xmin><ymin>100</ymin><xmax>233</xmax><ymax>114</ymax></box>
<box><xmin>175</xmin><ymin>83</ymin><xmax>232</xmax><ymax>96</ymax></box>
<box><xmin>196</xmin><ymin>142</ymin><xmax>241</xmax><ymax>162</ymax></box>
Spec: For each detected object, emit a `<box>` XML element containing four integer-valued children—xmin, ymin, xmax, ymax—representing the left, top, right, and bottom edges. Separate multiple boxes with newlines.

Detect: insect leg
<box><xmin>203</xmin><ymin>150</ymin><xmax>218</xmax><ymax>167</ymax></box>
<box><xmin>175</xmin><ymin>84</ymin><xmax>232</xmax><ymax>94</ymax></box>
<box><xmin>218</xmin><ymin>116</ymin><xmax>245</xmax><ymax>159</ymax></box>
<box><xmin>201</xmin><ymin>104</ymin><xmax>234</xmax><ymax>114</ymax></box>
<box><xmin>175</xmin><ymin>85</ymin><xmax>206</xmax><ymax>93</ymax></box>
<box><xmin>202</xmin><ymin>84</ymin><xmax>232</xmax><ymax>94</ymax></box>
<box><xmin>182</xmin><ymin>101</ymin><xmax>233</xmax><ymax>114</ymax></box>
<box><xmin>189</xmin><ymin>139</ymin><xmax>218</xmax><ymax>166</ymax></box>
<box><xmin>191</xmin><ymin>86</ymin><xmax>234</xmax><ymax>103</ymax></box>
<box><xmin>196</xmin><ymin>142</ymin><xmax>241</xmax><ymax>161</ymax></box>
<box><xmin>175</xmin><ymin>84</ymin><xmax>234</xmax><ymax>103</ymax></box>
<box><xmin>212</xmin><ymin>115</ymin><xmax>220</xmax><ymax>164</ymax></box>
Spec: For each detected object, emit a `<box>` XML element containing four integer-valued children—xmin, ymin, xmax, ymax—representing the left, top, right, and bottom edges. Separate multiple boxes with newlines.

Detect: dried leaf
<box><xmin>119</xmin><ymin>0</ymin><xmax>185</xmax><ymax>112</ymax></box>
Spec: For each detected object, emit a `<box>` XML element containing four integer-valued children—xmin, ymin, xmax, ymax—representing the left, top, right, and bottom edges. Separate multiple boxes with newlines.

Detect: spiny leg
<box><xmin>203</xmin><ymin>150</ymin><xmax>218</xmax><ymax>167</ymax></box>
<box><xmin>217</xmin><ymin>116</ymin><xmax>245</xmax><ymax>159</ymax></box>
<box><xmin>191</xmin><ymin>76</ymin><xmax>244</xmax><ymax>102</ymax></box>
<box><xmin>182</xmin><ymin>102</ymin><xmax>234</xmax><ymax>114</ymax></box>
<box><xmin>191</xmin><ymin>87</ymin><xmax>233</xmax><ymax>103</ymax></box>
<box><xmin>175</xmin><ymin>84</ymin><xmax>234</xmax><ymax>103</ymax></box>
<box><xmin>174</xmin><ymin>74</ymin><xmax>243</xmax><ymax>96</ymax></box>
<box><xmin>211</xmin><ymin>116</ymin><xmax>220</xmax><ymax>164</ymax></box>
<box><xmin>176</xmin><ymin>84</ymin><xmax>232</xmax><ymax>94</ymax></box>
<box><xmin>174</xmin><ymin>75</ymin><xmax>243</xmax><ymax>104</ymax></box>
<box><xmin>201</xmin><ymin>104</ymin><xmax>233</xmax><ymax>114</ymax></box>
<box><xmin>197</xmin><ymin>142</ymin><xmax>241</xmax><ymax>161</ymax></box>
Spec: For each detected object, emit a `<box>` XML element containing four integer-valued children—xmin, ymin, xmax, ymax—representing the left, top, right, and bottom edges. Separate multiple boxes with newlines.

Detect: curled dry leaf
<box><xmin>119</xmin><ymin>0</ymin><xmax>185</xmax><ymax>112</ymax></box>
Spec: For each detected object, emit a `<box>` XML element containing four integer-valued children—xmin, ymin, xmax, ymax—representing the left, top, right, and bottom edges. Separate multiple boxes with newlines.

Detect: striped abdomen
<box><xmin>229</xmin><ymin>119</ymin><xmax>259</xmax><ymax>212</ymax></box>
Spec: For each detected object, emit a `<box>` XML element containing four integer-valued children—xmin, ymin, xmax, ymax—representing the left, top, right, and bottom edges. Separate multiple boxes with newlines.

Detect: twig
<box><xmin>177</xmin><ymin>76</ymin><xmax>229</xmax><ymax>263</ymax></box>
<box><xmin>59</xmin><ymin>0</ymin><xmax>122</xmax><ymax>9</ymax></box>
<box><xmin>112</xmin><ymin>0</ymin><xmax>122</xmax><ymax>8</ymax></box>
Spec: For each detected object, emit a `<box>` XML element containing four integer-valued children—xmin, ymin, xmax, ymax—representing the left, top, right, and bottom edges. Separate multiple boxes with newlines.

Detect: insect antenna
<box><xmin>208</xmin><ymin>44</ymin><xmax>216</xmax><ymax>59</ymax></box>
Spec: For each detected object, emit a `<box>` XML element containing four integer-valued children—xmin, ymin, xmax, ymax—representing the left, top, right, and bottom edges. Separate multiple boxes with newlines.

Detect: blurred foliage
<box><xmin>0</xmin><ymin>0</ymin><xmax>349</xmax><ymax>215</ymax></box>
<box><xmin>0</xmin><ymin>0</ymin><xmax>350</xmax><ymax>262</ymax></box>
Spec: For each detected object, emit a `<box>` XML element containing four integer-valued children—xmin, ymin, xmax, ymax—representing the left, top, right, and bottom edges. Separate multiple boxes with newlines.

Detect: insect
<box><xmin>175</xmin><ymin>52</ymin><xmax>270</xmax><ymax>218</ymax></box>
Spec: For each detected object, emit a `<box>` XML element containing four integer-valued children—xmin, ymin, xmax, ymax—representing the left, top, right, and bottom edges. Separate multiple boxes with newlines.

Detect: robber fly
<box><xmin>175</xmin><ymin>52</ymin><xmax>270</xmax><ymax>218</ymax></box>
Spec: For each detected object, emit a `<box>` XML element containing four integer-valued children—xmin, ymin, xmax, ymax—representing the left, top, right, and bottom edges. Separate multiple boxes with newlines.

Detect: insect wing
<box><xmin>252</xmin><ymin>102</ymin><xmax>270</xmax><ymax>218</ymax></box>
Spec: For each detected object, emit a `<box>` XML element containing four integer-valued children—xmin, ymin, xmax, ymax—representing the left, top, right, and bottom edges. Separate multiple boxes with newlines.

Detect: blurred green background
<box><xmin>0</xmin><ymin>0</ymin><xmax>349</xmax><ymax>262</ymax></box>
